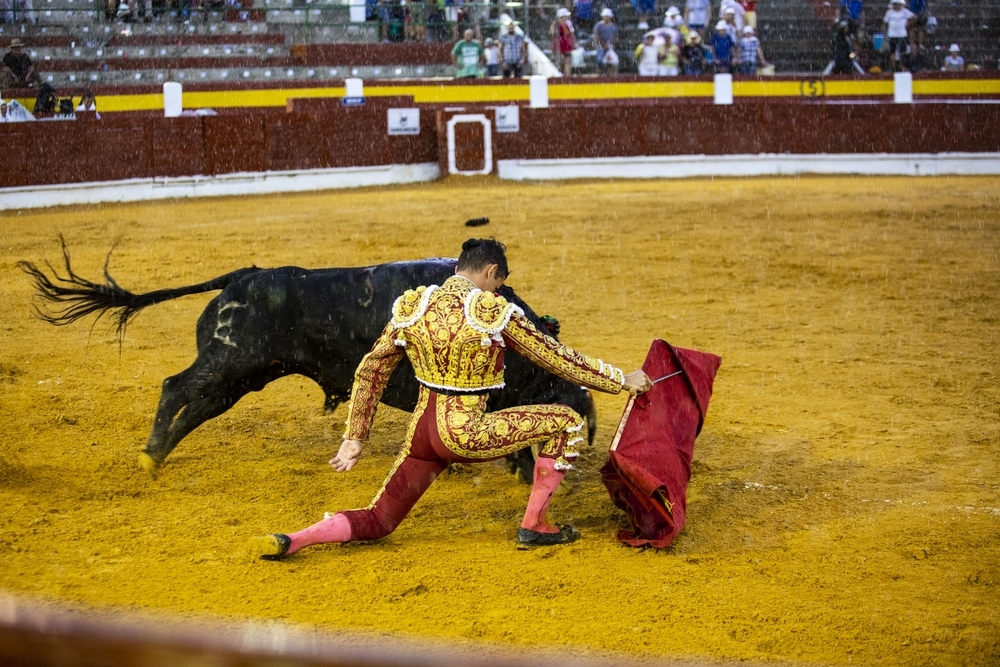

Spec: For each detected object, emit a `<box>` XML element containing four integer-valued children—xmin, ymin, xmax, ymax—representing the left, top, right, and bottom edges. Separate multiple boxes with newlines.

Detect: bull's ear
<box><xmin>539</xmin><ymin>315</ymin><xmax>561</xmax><ymax>338</ymax></box>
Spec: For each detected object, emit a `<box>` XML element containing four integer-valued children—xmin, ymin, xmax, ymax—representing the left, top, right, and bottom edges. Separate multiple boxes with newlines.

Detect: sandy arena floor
<box><xmin>0</xmin><ymin>176</ymin><xmax>998</xmax><ymax>666</ymax></box>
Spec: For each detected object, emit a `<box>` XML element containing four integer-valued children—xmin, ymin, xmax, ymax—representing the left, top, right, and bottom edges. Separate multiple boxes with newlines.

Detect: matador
<box><xmin>253</xmin><ymin>238</ymin><xmax>651</xmax><ymax>557</ymax></box>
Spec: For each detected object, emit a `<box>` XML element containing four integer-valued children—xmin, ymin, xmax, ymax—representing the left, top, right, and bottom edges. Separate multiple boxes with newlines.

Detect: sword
<box><xmin>651</xmin><ymin>370</ymin><xmax>683</xmax><ymax>384</ymax></box>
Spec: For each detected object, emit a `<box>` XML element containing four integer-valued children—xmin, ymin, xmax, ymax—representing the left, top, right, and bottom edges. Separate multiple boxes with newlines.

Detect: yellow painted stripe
<box><xmin>913</xmin><ymin>79</ymin><xmax>1000</xmax><ymax>95</ymax></box>
<box><xmin>11</xmin><ymin>78</ymin><xmax>998</xmax><ymax>113</ymax></box>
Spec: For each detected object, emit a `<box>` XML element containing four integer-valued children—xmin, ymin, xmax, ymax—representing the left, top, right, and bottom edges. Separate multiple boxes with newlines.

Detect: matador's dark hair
<box><xmin>457</xmin><ymin>238</ymin><xmax>509</xmax><ymax>278</ymax></box>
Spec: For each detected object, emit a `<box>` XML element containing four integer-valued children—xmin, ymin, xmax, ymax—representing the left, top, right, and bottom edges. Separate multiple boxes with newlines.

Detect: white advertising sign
<box><xmin>388</xmin><ymin>108</ymin><xmax>420</xmax><ymax>136</ymax></box>
<box><xmin>494</xmin><ymin>106</ymin><xmax>519</xmax><ymax>133</ymax></box>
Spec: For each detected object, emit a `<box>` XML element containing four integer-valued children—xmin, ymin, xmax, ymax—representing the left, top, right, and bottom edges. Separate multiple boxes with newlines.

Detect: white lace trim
<box><xmin>394</xmin><ymin>339</ymin><xmax>407</xmax><ymax>347</ymax></box>
<box><xmin>554</xmin><ymin>459</ymin><xmax>574</xmax><ymax>472</ymax></box>
<box><xmin>391</xmin><ymin>284</ymin><xmax>439</xmax><ymax>329</ymax></box>
<box><xmin>567</xmin><ymin>421</ymin><xmax>584</xmax><ymax>433</ymax></box>
<box><xmin>567</xmin><ymin>437</ymin><xmax>584</xmax><ymax>448</ymax></box>
<box><xmin>598</xmin><ymin>359</ymin><xmax>626</xmax><ymax>389</ymax></box>
<box><xmin>417</xmin><ymin>377</ymin><xmax>505</xmax><ymax>393</ymax></box>
<box><xmin>463</xmin><ymin>288</ymin><xmax>524</xmax><ymax>337</ymax></box>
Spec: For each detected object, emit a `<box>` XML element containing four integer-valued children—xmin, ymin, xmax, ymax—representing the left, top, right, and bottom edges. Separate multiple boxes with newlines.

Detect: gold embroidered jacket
<box><xmin>344</xmin><ymin>275</ymin><xmax>625</xmax><ymax>441</ymax></box>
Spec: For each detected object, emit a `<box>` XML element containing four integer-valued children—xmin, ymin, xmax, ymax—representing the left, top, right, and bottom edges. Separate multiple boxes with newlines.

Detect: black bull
<box><xmin>19</xmin><ymin>249</ymin><xmax>598</xmax><ymax>476</ymax></box>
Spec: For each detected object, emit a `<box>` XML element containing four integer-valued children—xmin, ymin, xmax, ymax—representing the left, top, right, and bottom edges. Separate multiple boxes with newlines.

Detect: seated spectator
<box><xmin>710</xmin><ymin>19</ymin><xmax>735</xmax><ymax>72</ymax></box>
<box><xmin>452</xmin><ymin>28</ymin><xmax>484</xmax><ymax>78</ymax></box>
<box><xmin>942</xmin><ymin>43</ymin><xmax>963</xmax><ymax>70</ymax></box>
<box><xmin>550</xmin><ymin>8</ymin><xmax>576</xmax><ymax>77</ymax></box>
<box><xmin>736</xmin><ymin>25</ymin><xmax>768</xmax><ymax>73</ymax></box>
<box><xmin>682</xmin><ymin>32</ymin><xmax>711</xmax><ymax>74</ymax></box>
<box><xmin>634</xmin><ymin>33</ymin><xmax>665</xmax><ymax>75</ymax></box>
<box><xmin>0</xmin><ymin>96</ymin><xmax>36</xmax><ymax>121</ymax></box>
<box><xmin>593</xmin><ymin>8</ymin><xmax>620</xmax><ymax>75</ymax></box>
<box><xmin>882</xmin><ymin>0</ymin><xmax>914</xmax><ymax>72</ymax></box>
<box><xmin>499</xmin><ymin>21</ymin><xmax>528</xmax><ymax>77</ymax></box>
<box><xmin>484</xmin><ymin>38</ymin><xmax>499</xmax><ymax>76</ymax></box>
<box><xmin>684</xmin><ymin>0</ymin><xmax>711</xmax><ymax>37</ymax></box>
<box><xmin>1</xmin><ymin>39</ymin><xmax>39</xmax><ymax>89</ymax></box>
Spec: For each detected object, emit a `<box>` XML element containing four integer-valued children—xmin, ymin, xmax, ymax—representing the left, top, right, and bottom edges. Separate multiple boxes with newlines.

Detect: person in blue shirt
<box><xmin>838</xmin><ymin>0</ymin><xmax>864</xmax><ymax>31</ymax></box>
<box><xmin>710</xmin><ymin>20</ymin><xmax>735</xmax><ymax>72</ymax></box>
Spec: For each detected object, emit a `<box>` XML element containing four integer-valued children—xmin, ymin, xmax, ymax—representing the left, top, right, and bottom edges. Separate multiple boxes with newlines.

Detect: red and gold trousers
<box><xmin>341</xmin><ymin>386</ymin><xmax>585</xmax><ymax>541</ymax></box>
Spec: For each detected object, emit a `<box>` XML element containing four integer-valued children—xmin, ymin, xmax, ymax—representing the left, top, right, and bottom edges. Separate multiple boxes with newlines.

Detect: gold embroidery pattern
<box><xmin>503</xmin><ymin>312</ymin><xmax>625</xmax><ymax>395</ymax></box>
<box><xmin>365</xmin><ymin>388</ymin><xmax>430</xmax><ymax>509</ymax></box>
<box><xmin>434</xmin><ymin>392</ymin><xmax>585</xmax><ymax>466</ymax></box>
<box><xmin>344</xmin><ymin>322</ymin><xmax>405</xmax><ymax>441</ymax></box>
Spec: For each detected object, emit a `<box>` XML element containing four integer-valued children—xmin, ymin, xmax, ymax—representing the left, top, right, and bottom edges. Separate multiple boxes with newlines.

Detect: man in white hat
<box><xmin>737</xmin><ymin>24</ymin><xmax>769</xmax><ymax>74</ymax></box>
<box><xmin>709</xmin><ymin>18</ymin><xmax>735</xmax><ymax>72</ymax></box>
<box><xmin>882</xmin><ymin>0</ymin><xmax>914</xmax><ymax>71</ymax></box>
<box><xmin>664</xmin><ymin>6</ymin><xmax>691</xmax><ymax>42</ymax></box>
<box><xmin>721</xmin><ymin>5</ymin><xmax>741</xmax><ymax>40</ymax></box>
<box><xmin>942</xmin><ymin>43</ymin><xmax>964</xmax><ymax>71</ymax></box>
<box><xmin>719</xmin><ymin>0</ymin><xmax>744</xmax><ymax>31</ymax></box>
<box><xmin>593</xmin><ymin>8</ymin><xmax>619</xmax><ymax>74</ymax></box>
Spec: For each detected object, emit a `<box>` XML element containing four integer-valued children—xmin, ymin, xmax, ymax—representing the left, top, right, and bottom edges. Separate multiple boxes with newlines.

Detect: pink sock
<box><xmin>520</xmin><ymin>457</ymin><xmax>565</xmax><ymax>534</ymax></box>
<box><xmin>286</xmin><ymin>512</ymin><xmax>352</xmax><ymax>554</ymax></box>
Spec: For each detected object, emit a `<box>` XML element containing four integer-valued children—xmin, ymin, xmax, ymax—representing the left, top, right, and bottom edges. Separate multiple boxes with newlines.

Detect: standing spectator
<box><xmin>664</xmin><ymin>6</ymin><xmax>690</xmax><ymax>42</ymax></box>
<box><xmin>483</xmin><ymin>37</ymin><xmax>500</xmax><ymax>76</ymax></box>
<box><xmin>661</xmin><ymin>34</ymin><xmax>681</xmax><ymax>74</ymax></box>
<box><xmin>739</xmin><ymin>0</ymin><xmax>755</xmax><ymax>28</ymax></box>
<box><xmin>682</xmin><ymin>31</ymin><xmax>710</xmax><ymax>73</ymax></box>
<box><xmin>634</xmin><ymin>32</ymin><xmax>665</xmax><ymax>75</ymax></box>
<box><xmin>942</xmin><ymin>43</ymin><xmax>963</xmax><ymax>70</ymax></box>
<box><xmin>710</xmin><ymin>19</ymin><xmax>735</xmax><ymax>72</ymax></box>
<box><xmin>630</xmin><ymin>0</ymin><xmax>655</xmax><ymax>30</ymax></box>
<box><xmin>593</xmin><ymin>8</ymin><xmax>620</xmax><ymax>74</ymax></box>
<box><xmin>882</xmin><ymin>0</ymin><xmax>913</xmax><ymax>71</ymax></box>
<box><xmin>1</xmin><ymin>39</ymin><xmax>39</xmax><ymax>88</ymax></box>
<box><xmin>550</xmin><ymin>7</ymin><xmax>576</xmax><ymax>77</ymax></box>
<box><xmin>406</xmin><ymin>0</ymin><xmax>427</xmax><ymax>41</ymax></box>
<box><xmin>737</xmin><ymin>25</ymin><xmax>768</xmax><ymax>73</ymax></box>
<box><xmin>908</xmin><ymin>0</ymin><xmax>927</xmax><ymax>54</ymax></box>
<box><xmin>499</xmin><ymin>21</ymin><xmax>528</xmax><ymax>77</ymax></box>
<box><xmin>719</xmin><ymin>0</ymin><xmax>743</xmax><ymax>31</ymax></box>
<box><xmin>452</xmin><ymin>28</ymin><xmax>484</xmax><ymax>78</ymax></box>
<box><xmin>684</xmin><ymin>0</ymin><xmax>710</xmax><ymax>36</ymax></box>
<box><xmin>839</xmin><ymin>0</ymin><xmax>865</xmax><ymax>33</ymax></box>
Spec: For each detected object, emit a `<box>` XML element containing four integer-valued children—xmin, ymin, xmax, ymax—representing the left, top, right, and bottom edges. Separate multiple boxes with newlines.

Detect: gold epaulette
<box><xmin>391</xmin><ymin>285</ymin><xmax>438</xmax><ymax>329</ymax></box>
<box><xmin>464</xmin><ymin>289</ymin><xmax>523</xmax><ymax>337</ymax></box>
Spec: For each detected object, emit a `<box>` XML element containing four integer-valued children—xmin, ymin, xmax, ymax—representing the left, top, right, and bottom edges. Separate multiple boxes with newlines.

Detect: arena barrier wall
<box><xmin>2</xmin><ymin>97</ymin><xmax>999</xmax><ymax>210</ymax></box>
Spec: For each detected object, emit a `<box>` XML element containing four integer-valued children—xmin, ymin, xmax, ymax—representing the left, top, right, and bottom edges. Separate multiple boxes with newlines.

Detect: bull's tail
<box><xmin>17</xmin><ymin>236</ymin><xmax>263</xmax><ymax>340</ymax></box>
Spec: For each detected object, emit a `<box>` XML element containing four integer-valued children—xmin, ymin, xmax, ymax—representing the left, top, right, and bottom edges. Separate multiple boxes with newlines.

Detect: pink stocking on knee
<box><xmin>520</xmin><ymin>456</ymin><xmax>565</xmax><ymax>534</ymax></box>
<box><xmin>286</xmin><ymin>512</ymin><xmax>352</xmax><ymax>554</ymax></box>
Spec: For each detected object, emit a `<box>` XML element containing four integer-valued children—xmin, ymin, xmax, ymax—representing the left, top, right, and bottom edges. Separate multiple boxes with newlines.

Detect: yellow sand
<box><xmin>0</xmin><ymin>176</ymin><xmax>998</xmax><ymax>666</ymax></box>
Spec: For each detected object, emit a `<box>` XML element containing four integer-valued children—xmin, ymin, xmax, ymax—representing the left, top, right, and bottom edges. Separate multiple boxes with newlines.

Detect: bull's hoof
<box><xmin>251</xmin><ymin>534</ymin><xmax>292</xmax><ymax>561</ymax></box>
<box><xmin>137</xmin><ymin>451</ymin><xmax>160</xmax><ymax>478</ymax></box>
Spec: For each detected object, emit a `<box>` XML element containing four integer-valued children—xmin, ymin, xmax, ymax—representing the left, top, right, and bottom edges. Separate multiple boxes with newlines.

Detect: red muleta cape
<box><xmin>600</xmin><ymin>339</ymin><xmax>721</xmax><ymax>548</ymax></box>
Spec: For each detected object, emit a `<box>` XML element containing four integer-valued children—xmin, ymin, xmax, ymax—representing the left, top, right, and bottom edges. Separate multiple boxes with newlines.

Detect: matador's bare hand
<box><xmin>623</xmin><ymin>370</ymin><xmax>652</xmax><ymax>395</ymax></box>
<box><xmin>330</xmin><ymin>439</ymin><xmax>363</xmax><ymax>472</ymax></box>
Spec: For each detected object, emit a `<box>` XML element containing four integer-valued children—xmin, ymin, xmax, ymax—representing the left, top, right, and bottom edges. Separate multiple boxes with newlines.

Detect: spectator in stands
<box><xmin>719</xmin><ymin>0</ymin><xmax>743</xmax><ymax>32</ymax></box>
<box><xmin>736</xmin><ymin>25</ymin><xmax>768</xmax><ymax>73</ymax></box>
<box><xmin>739</xmin><ymin>0</ymin><xmax>755</xmax><ymax>28</ymax></box>
<box><xmin>484</xmin><ymin>37</ymin><xmax>499</xmax><ymax>76</ymax></box>
<box><xmin>839</xmin><ymin>0</ymin><xmax>865</xmax><ymax>33</ymax></box>
<box><xmin>630</xmin><ymin>0</ymin><xmax>655</xmax><ymax>30</ymax></box>
<box><xmin>574</xmin><ymin>0</ymin><xmax>595</xmax><ymax>31</ymax></box>
<box><xmin>0</xmin><ymin>96</ymin><xmax>35</xmax><ymax>120</ymax></box>
<box><xmin>634</xmin><ymin>33</ymin><xmax>664</xmax><ymax>75</ymax></box>
<box><xmin>550</xmin><ymin>7</ymin><xmax>576</xmax><ymax>77</ymax></box>
<box><xmin>1</xmin><ymin>39</ymin><xmax>39</xmax><ymax>88</ymax></box>
<box><xmin>406</xmin><ymin>0</ymin><xmax>427</xmax><ymax>41</ymax></box>
<box><xmin>908</xmin><ymin>0</ymin><xmax>927</xmax><ymax>54</ymax></box>
<box><xmin>710</xmin><ymin>19</ymin><xmax>735</xmax><ymax>72</ymax></box>
<box><xmin>661</xmin><ymin>33</ymin><xmax>681</xmax><ymax>74</ymax></box>
<box><xmin>682</xmin><ymin>31</ymin><xmax>710</xmax><ymax>73</ymax></box>
<box><xmin>664</xmin><ymin>6</ymin><xmax>690</xmax><ymax>42</ymax></box>
<box><xmin>499</xmin><ymin>21</ymin><xmax>528</xmax><ymax>76</ymax></box>
<box><xmin>1</xmin><ymin>0</ymin><xmax>35</xmax><ymax>23</ymax></box>
<box><xmin>684</xmin><ymin>0</ymin><xmax>711</xmax><ymax>37</ymax></box>
<box><xmin>452</xmin><ymin>28</ymin><xmax>484</xmax><ymax>78</ymax></box>
<box><xmin>942</xmin><ymin>43</ymin><xmax>963</xmax><ymax>70</ymax></box>
<box><xmin>882</xmin><ymin>0</ymin><xmax>913</xmax><ymax>71</ymax></box>
<box><xmin>593</xmin><ymin>8</ymin><xmax>620</xmax><ymax>74</ymax></box>
<box><xmin>444</xmin><ymin>0</ymin><xmax>461</xmax><ymax>41</ymax></box>
<box><xmin>75</xmin><ymin>89</ymin><xmax>100</xmax><ymax>118</ymax></box>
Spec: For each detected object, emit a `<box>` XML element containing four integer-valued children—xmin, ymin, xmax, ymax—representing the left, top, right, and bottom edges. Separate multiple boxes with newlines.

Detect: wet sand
<box><xmin>0</xmin><ymin>176</ymin><xmax>998</xmax><ymax>666</ymax></box>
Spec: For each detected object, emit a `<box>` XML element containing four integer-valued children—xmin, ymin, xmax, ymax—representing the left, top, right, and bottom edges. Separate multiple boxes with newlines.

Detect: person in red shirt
<box><xmin>550</xmin><ymin>7</ymin><xmax>577</xmax><ymax>76</ymax></box>
<box><xmin>740</xmin><ymin>0</ymin><xmax>757</xmax><ymax>28</ymax></box>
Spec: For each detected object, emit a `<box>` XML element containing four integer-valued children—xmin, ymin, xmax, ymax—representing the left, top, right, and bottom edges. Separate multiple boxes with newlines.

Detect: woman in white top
<box><xmin>942</xmin><ymin>44</ymin><xmax>964</xmax><ymax>71</ymax></box>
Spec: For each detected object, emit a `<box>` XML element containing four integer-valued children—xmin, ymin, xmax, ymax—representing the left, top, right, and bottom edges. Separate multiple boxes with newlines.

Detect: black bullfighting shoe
<box><xmin>515</xmin><ymin>524</ymin><xmax>581</xmax><ymax>549</ymax></box>
<box><xmin>251</xmin><ymin>533</ymin><xmax>292</xmax><ymax>560</ymax></box>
